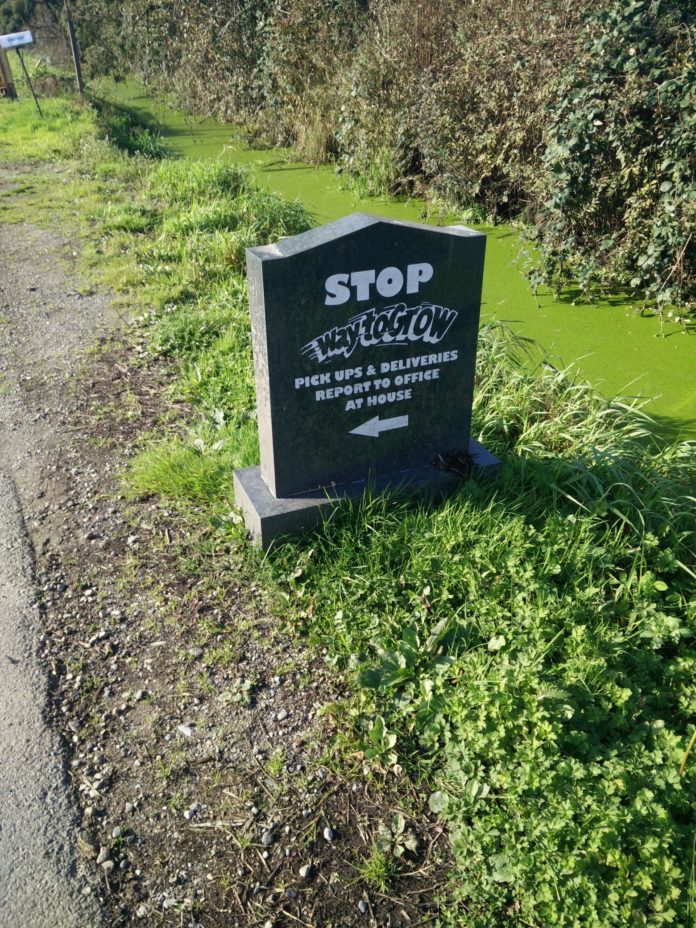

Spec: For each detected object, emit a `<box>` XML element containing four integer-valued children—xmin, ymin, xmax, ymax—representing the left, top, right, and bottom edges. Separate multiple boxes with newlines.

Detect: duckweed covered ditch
<box><xmin>2</xmin><ymin>92</ymin><xmax>695</xmax><ymax>926</ymax></box>
<box><xmin>105</xmin><ymin>78</ymin><xmax>696</xmax><ymax>441</ymax></box>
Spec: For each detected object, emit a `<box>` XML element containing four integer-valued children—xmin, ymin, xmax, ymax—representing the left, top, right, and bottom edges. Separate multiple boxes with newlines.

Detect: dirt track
<box><xmin>0</xmin><ymin>178</ymin><xmax>108</xmax><ymax>925</ymax></box>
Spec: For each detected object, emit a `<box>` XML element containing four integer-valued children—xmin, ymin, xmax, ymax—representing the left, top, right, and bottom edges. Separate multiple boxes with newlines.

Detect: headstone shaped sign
<box><xmin>234</xmin><ymin>213</ymin><xmax>499</xmax><ymax>547</ymax></box>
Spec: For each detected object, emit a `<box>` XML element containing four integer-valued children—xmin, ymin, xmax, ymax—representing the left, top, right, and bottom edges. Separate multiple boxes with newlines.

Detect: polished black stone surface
<box><xmin>246</xmin><ymin>213</ymin><xmax>486</xmax><ymax>498</ymax></box>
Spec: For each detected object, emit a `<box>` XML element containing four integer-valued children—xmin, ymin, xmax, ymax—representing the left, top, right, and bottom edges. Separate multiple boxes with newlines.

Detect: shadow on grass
<box><xmin>645</xmin><ymin>411</ymin><xmax>696</xmax><ymax>444</ymax></box>
<box><xmin>263</xmin><ymin>432</ymin><xmax>695</xmax><ymax>920</ymax></box>
<box><xmin>89</xmin><ymin>94</ymin><xmax>169</xmax><ymax>159</ymax></box>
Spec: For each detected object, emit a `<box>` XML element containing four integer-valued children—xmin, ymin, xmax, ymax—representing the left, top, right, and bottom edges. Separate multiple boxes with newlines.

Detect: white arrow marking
<box><xmin>349</xmin><ymin>414</ymin><xmax>409</xmax><ymax>438</ymax></box>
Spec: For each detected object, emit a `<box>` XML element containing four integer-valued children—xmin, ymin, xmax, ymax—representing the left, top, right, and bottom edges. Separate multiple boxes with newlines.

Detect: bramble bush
<box><xmin>18</xmin><ymin>0</ymin><xmax>693</xmax><ymax>310</ymax></box>
<box><xmin>331</xmin><ymin>0</ymin><xmax>593</xmax><ymax>207</ymax></box>
<box><xmin>532</xmin><ymin>0</ymin><xmax>695</xmax><ymax>320</ymax></box>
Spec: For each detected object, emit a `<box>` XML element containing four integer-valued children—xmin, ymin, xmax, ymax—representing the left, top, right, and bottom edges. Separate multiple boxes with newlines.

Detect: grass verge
<box><xmin>2</xmin><ymin>87</ymin><xmax>695</xmax><ymax>928</ymax></box>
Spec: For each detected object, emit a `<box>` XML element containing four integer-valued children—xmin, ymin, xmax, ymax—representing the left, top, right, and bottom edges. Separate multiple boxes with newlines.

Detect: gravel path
<box><xmin>0</xmin><ymin>183</ymin><xmax>108</xmax><ymax>926</ymax></box>
<box><xmin>0</xmin><ymin>475</ymin><xmax>103</xmax><ymax>927</ymax></box>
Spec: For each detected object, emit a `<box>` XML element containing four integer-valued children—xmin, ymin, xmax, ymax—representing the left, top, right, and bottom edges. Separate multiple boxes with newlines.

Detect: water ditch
<box><xmin>104</xmin><ymin>79</ymin><xmax>695</xmax><ymax>440</ymax></box>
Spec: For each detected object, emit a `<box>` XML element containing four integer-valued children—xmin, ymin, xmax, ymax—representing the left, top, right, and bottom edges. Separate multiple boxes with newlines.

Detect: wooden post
<box><xmin>0</xmin><ymin>46</ymin><xmax>17</xmax><ymax>99</ymax></box>
<box><xmin>64</xmin><ymin>0</ymin><xmax>84</xmax><ymax>95</ymax></box>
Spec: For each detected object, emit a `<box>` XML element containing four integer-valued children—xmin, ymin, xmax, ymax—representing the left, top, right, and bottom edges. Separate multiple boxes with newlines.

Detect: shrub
<box><xmin>34</xmin><ymin>0</ymin><xmax>696</xmax><ymax>310</ymax></box>
<box><xmin>335</xmin><ymin>0</ymin><xmax>440</xmax><ymax>197</ymax></box>
<box><xmin>255</xmin><ymin>0</ymin><xmax>366</xmax><ymax>160</ymax></box>
<box><xmin>0</xmin><ymin>0</ymin><xmax>36</xmax><ymax>32</ymax></box>
<box><xmin>533</xmin><ymin>0</ymin><xmax>696</xmax><ymax>318</ymax></box>
<box><xmin>417</xmin><ymin>0</ymin><xmax>594</xmax><ymax>217</ymax></box>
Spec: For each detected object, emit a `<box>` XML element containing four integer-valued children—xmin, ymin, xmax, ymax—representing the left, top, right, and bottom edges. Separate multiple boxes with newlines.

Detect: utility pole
<box><xmin>63</xmin><ymin>0</ymin><xmax>84</xmax><ymax>95</ymax></box>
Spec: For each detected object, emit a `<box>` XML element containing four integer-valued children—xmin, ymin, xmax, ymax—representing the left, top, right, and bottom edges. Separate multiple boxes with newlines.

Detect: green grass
<box><xmin>0</xmin><ymin>57</ymin><xmax>167</xmax><ymax>166</ymax></box>
<box><xmin>0</xmin><ymin>93</ymin><xmax>94</xmax><ymax>163</ymax></box>
<box><xmin>343</xmin><ymin>143</ymin><xmax>398</xmax><ymax>199</ymax></box>
<box><xmin>356</xmin><ymin>845</ymin><xmax>399</xmax><ymax>893</ymax></box>
<box><xmin>118</xmin><ymin>159</ymin><xmax>695</xmax><ymax>924</ymax></box>
<box><xmin>121</xmin><ymin>176</ymin><xmax>695</xmax><ymax>925</ymax></box>
<box><xmin>2</xmin><ymin>91</ymin><xmax>695</xmax><ymax>928</ymax></box>
<box><xmin>271</xmin><ymin>406</ymin><xmax>695</xmax><ymax>925</ymax></box>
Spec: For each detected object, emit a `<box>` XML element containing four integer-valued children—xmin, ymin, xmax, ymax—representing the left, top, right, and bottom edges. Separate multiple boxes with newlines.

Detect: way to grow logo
<box><xmin>302</xmin><ymin>302</ymin><xmax>457</xmax><ymax>364</ymax></box>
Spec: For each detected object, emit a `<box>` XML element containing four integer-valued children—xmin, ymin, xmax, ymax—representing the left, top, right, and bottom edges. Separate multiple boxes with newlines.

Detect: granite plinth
<box><xmin>234</xmin><ymin>439</ymin><xmax>500</xmax><ymax>549</ymax></box>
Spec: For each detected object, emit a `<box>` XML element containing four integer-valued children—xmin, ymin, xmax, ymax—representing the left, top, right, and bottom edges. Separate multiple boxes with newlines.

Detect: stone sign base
<box><xmin>234</xmin><ymin>439</ymin><xmax>500</xmax><ymax>550</ymax></box>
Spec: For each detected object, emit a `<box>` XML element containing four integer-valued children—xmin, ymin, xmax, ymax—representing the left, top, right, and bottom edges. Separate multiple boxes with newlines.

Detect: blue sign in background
<box><xmin>0</xmin><ymin>31</ymin><xmax>34</xmax><ymax>50</ymax></box>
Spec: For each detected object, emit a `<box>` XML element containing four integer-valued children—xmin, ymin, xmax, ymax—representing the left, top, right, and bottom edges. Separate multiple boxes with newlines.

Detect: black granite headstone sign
<box><xmin>234</xmin><ymin>213</ymin><xmax>499</xmax><ymax>547</ymax></box>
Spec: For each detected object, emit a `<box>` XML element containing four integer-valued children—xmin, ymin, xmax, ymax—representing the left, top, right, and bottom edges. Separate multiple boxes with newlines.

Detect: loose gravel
<box><xmin>0</xmin><ymin>190</ymin><xmax>109</xmax><ymax>925</ymax></box>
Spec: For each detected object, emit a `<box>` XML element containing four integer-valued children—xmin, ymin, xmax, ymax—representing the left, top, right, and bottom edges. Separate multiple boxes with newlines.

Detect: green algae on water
<box><xmin>104</xmin><ymin>78</ymin><xmax>696</xmax><ymax>440</ymax></box>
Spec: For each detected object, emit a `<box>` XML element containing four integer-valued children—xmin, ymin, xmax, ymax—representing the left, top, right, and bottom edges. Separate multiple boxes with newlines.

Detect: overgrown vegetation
<box><xmin>90</xmin><ymin>96</ymin><xmax>167</xmax><ymax>159</ymax></box>
<box><xmin>0</xmin><ymin>90</ymin><xmax>93</xmax><ymax>161</ymax></box>
<box><xmin>2</xmin><ymin>87</ymin><xmax>695</xmax><ymax>927</ymax></box>
<box><xmin>0</xmin><ymin>0</ymin><xmax>38</xmax><ymax>32</ymax></box>
<box><xmin>5</xmin><ymin>0</ymin><xmax>693</xmax><ymax>315</ymax></box>
<box><xmin>532</xmin><ymin>0</ymin><xmax>695</xmax><ymax>319</ymax></box>
<box><xmin>127</xmin><ymin>176</ymin><xmax>696</xmax><ymax>922</ymax></box>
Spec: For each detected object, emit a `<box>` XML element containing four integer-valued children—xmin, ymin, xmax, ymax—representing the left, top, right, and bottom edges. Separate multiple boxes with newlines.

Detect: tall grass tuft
<box><xmin>117</xmin><ymin>157</ymin><xmax>311</xmax><ymax>509</ymax></box>
<box><xmin>147</xmin><ymin>160</ymin><xmax>250</xmax><ymax>205</ymax></box>
<box><xmin>91</xmin><ymin>97</ymin><xmax>168</xmax><ymax>159</ymax></box>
